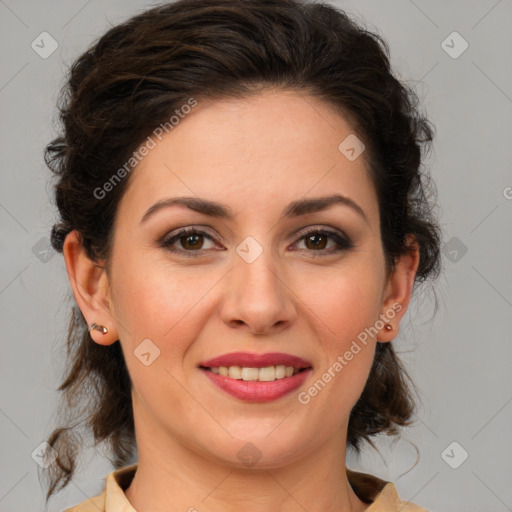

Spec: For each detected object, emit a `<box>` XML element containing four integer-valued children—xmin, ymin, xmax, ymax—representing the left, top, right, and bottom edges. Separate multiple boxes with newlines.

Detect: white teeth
<box><xmin>241</xmin><ymin>367</ymin><xmax>259</xmax><ymax>381</ymax></box>
<box><xmin>228</xmin><ymin>366</ymin><xmax>242</xmax><ymax>379</ymax></box>
<box><xmin>275</xmin><ymin>365</ymin><xmax>286</xmax><ymax>379</ymax></box>
<box><xmin>258</xmin><ymin>366</ymin><xmax>275</xmax><ymax>382</ymax></box>
<box><xmin>208</xmin><ymin>365</ymin><xmax>301</xmax><ymax>381</ymax></box>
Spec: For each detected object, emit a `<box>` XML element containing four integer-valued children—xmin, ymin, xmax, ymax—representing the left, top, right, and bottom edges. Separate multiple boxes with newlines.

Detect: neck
<box><xmin>124</xmin><ymin>417</ymin><xmax>369</xmax><ymax>512</ymax></box>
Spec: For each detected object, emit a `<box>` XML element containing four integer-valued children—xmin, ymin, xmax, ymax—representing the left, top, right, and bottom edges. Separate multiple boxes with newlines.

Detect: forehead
<box><xmin>118</xmin><ymin>90</ymin><xmax>380</xmax><ymax>228</ymax></box>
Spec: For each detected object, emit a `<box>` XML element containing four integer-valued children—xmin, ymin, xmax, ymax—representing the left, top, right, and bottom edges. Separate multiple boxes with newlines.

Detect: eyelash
<box><xmin>159</xmin><ymin>227</ymin><xmax>354</xmax><ymax>258</ymax></box>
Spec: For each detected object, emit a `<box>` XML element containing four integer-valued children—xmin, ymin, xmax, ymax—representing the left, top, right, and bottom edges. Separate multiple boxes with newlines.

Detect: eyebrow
<box><xmin>140</xmin><ymin>194</ymin><xmax>369</xmax><ymax>225</ymax></box>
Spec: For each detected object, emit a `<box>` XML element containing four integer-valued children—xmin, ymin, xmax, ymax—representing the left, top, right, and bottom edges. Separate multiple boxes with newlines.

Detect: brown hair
<box><xmin>43</xmin><ymin>0</ymin><xmax>442</xmax><ymax>504</ymax></box>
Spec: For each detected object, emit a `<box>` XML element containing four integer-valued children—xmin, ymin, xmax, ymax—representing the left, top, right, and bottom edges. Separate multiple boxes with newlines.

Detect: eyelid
<box><xmin>294</xmin><ymin>225</ymin><xmax>349</xmax><ymax>240</ymax></box>
<box><xmin>159</xmin><ymin>224</ymin><xmax>354</xmax><ymax>255</ymax></box>
<box><xmin>159</xmin><ymin>226</ymin><xmax>220</xmax><ymax>252</ymax></box>
<box><xmin>291</xmin><ymin>226</ymin><xmax>354</xmax><ymax>254</ymax></box>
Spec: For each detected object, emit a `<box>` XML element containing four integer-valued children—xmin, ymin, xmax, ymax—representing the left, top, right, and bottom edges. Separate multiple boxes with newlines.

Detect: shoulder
<box><xmin>62</xmin><ymin>463</ymin><xmax>137</xmax><ymax>512</ymax></box>
<box><xmin>347</xmin><ymin>468</ymin><xmax>429</xmax><ymax>512</ymax></box>
<box><xmin>367</xmin><ymin>482</ymin><xmax>429</xmax><ymax>511</ymax></box>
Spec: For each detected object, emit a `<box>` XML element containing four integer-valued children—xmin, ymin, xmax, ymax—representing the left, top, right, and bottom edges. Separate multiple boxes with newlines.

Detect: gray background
<box><xmin>1</xmin><ymin>1</ymin><xmax>511</xmax><ymax>511</ymax></box>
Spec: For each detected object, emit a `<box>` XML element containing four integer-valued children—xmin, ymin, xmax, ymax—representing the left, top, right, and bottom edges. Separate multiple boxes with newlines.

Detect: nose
<box><xmin>220</xmin><ymin>247</ymin><xmax>296</xmax><ymax>336</ymax></box>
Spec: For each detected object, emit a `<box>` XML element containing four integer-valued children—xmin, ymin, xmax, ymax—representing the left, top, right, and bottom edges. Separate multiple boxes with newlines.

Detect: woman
<box><xmin>43</xmin><ymin>0</ymin><xmax>442</xmax><ymax>510</ymax></box>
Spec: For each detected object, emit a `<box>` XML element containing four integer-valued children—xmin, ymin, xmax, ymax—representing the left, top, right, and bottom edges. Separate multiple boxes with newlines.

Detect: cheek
<box><xmin>110</xmin><ymin>250</ymin><xmax>213</xmax><ymax>340</ymax></box>
<box><xmin>110</xmin><ymin>256</ymin><xmax>207</xmax><ymax>414</ymax></box>
<box><xmin>109</xmin><ymin>255</ymin><xmax>224</xmax><ymax>401</ymax></box>
<box><xmin>299</xmin><ymin>264</ymin><xmax>383</xmax><ymax>344</ymax></box>
<box><xmin>295</xmin><ymin>264</ymin><xmax>381</xmax><ymax>405</ymax></box>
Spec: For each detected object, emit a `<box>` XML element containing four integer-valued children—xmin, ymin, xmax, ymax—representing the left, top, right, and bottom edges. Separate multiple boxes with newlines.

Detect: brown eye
<box><xmin>160</xmin><ymin>227</ymin><xmax>353</xmax><ymax>258</ymax></box>
<box><xmin>179</xmin><ymin>232</ymin><xmax>204</xmax><ymax>250</ymax></box>
<box><xmin>161</xmin><ymin>228</ymin><xmax>217</xmax><ymax>254</ymax></box>
<box><xmin>294</xmin><ymin>228</ymin><xmax>353</xmax><ymax>255</ymax></box>
<box><xmin>304</xmin><ymin>232</ymin><xmax>328</xmax><ymax>250</ymax></box>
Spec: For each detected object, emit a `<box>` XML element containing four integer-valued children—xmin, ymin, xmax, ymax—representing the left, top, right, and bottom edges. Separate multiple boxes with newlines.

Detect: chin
<box><xmin>198</xmin><ymin>431</ymin><xmax>314</xmax><ymax>470</ymax></box>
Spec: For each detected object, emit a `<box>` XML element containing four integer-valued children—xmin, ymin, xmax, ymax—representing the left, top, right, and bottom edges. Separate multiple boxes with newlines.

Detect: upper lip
<box><xmin>199</xmin><ymin>352</ymin><xmax>313</xmax><ymax>369</ymax></box>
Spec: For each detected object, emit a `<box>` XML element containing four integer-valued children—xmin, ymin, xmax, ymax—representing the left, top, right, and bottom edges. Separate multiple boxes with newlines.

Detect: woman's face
<box><xmin>97</xmin><ymin>89</ymin><xmax>413</xmax><ymax>467</ymax></box>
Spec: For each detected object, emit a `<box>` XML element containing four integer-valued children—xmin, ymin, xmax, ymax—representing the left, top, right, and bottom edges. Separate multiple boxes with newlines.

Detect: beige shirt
<box><xmin>63</xmin><ymin>463</ymin><xmax>428</xmax><ymax>512</ymax></box>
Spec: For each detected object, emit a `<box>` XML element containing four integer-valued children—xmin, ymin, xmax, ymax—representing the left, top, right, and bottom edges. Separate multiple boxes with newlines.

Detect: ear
<box><xmin>377</xmin><ymin>234</ymin><xmax>420</xmax><ymax>342</ymax></box>
<box><xmin>63</xmin><ymin>230</ymin><xmax>118</xmax><ymax>346</ymax></box>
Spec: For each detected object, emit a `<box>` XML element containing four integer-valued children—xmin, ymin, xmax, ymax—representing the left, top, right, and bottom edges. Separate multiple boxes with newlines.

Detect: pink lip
<box><xmin>200</xmin><ymin>367</ymin><xmax>313</xmax><ymax>403</ymax></box>
<box><xmin>199</xmin><ymin>352</ymin><xmax>312</xmax><ymax>369</ymax></box>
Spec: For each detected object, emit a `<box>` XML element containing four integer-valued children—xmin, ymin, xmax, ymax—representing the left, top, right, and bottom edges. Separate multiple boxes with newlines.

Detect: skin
<box><xmin>64</xmin><ymin>89</ymin><xmax>419</xmax><ymax>512</ymax></box>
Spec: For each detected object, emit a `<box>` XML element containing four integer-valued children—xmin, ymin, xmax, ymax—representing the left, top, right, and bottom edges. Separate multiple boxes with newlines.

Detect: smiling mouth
<box><xmin>199</xmin><ymin>365</ymin><xmax>311</xmax><ymax>382</ymax></box>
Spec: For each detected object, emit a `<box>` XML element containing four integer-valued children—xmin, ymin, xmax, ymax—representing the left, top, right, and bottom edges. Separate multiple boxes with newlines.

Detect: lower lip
<box><xmin>200</xmin><ymin>368</ymin><xmax>313</xmax><ymax>403</ymax></box>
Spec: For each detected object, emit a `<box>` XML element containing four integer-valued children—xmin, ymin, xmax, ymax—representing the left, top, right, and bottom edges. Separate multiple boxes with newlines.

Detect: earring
<box><xmin>89</xmin><ymin>322</ymin><xmax>108</xmax><ymax>334</ymax></box>
<box><xmin>384</xmin><ymin>324</ymin><xmax>393</xmax><ymax>331</ymax></box>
